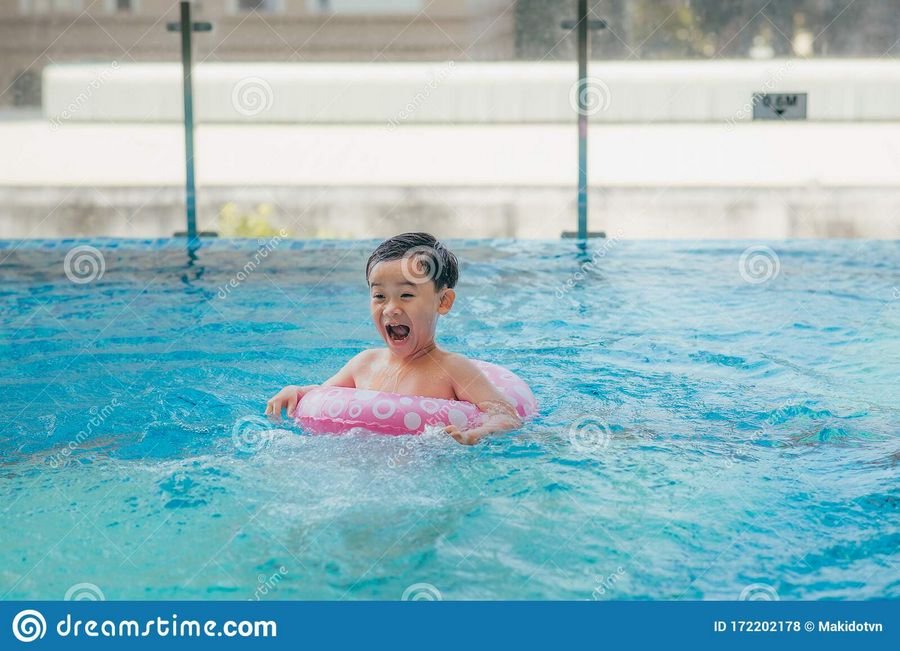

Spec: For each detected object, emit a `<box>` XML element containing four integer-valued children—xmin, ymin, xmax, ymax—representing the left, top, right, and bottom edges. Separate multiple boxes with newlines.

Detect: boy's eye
<box><xmin>372</xmin><ymin>294</ymin><xmax>384</xmax><ymax>300</ymax></box>
<box><xmin>401</xmin><ymin>293</ymin><xmax>414</xmax><ymax>298</ymax></box>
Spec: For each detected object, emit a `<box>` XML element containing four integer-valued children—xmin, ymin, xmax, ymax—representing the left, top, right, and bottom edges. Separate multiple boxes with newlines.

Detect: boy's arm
<box><xmin>445</xmin><ymin>355</ymin><xmax>522</xmax><ymax>445</ymax></box>
<box><xmin>321</xmin><ymin>354</ymin><xmax>361</xmax><ymax>388</ymax></box>
<box><xmin>266</xmin><ymin>350</ymin><xmax>369</xmax><ymax>420</ymax></box>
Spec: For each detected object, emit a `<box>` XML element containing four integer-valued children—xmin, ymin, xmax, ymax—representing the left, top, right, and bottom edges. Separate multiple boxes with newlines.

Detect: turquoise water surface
<box><xmin>1</xmin><ymin>238</ymin><xmax>898</xmax><ymax>600</ymax></box>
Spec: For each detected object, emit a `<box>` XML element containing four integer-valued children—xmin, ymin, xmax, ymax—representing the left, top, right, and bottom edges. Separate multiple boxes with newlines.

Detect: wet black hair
<box><xmin>366</xmin><ymin>232</ymin><xmax>459</xmax><ymax>290</ymax></box>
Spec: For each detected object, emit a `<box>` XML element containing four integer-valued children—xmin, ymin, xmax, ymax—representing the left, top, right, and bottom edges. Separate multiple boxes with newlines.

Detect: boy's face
<box><xmin>368</xmin><ymin>258</ymin><xmax>455</xmax><ymax>358</ymax></box>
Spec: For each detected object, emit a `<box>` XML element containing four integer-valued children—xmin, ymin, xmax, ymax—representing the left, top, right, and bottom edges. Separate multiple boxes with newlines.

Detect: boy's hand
<box><xmin>265</xmin><ymin>385</ymin><xmax>306</xmax><ymax>422</ymax></box>
<box><xmin>444</xmin><ymin>399</ymin><xmax>522</xmax><ymax>446</ymax></box>
<box><xmin>444</xmin><ymin>425</ymin><xmax>488</xmax><ymax>446</ymax></box>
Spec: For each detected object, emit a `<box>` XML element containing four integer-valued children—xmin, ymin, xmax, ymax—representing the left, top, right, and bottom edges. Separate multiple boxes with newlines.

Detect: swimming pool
<box><xmin>1</xmin><ymin>238</ymin><xmax>897</xmax><ymax>600</ymax></box>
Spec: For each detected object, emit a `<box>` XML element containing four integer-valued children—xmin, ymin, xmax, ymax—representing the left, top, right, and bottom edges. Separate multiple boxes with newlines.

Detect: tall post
<box><xmin>168</xmin><ymin>2</ymin><xmax>211</xmax><ymax>242</ymax></box>
<box><xmin>179</xmin><ymin>0</ymin><xmax>197</xmax><ymax>243</ymax></box>
<box><xmin>576</xmin><ymin>0</ymin><xmax>588</xmax><ymax>240</ymax></box>
<box><xmin>562</xmin><ymin>4</ymin><xmax>604</xmax><ymax>240</ymax></box>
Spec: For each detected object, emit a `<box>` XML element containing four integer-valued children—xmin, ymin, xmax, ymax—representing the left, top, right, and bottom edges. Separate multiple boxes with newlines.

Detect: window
<box><xmin>232</xmin><ymin>0</ymin><xmax>282</xmax><ymax>12</ymax></box>
<box><xmin>19</xmin><ymin>0</ymin><xmax>84</xmax><ymax>14</ymax></box>
<box><xmin>11</xmin><ymin>70</ymin><xmax>41</xmax><ymax>107</ymax></box>
<box><xmin>103</xmin><ymin>0</ymin><xmax>136</xmax><ymax>12</ymax></box>
<box><xmin>307</xmin><ymin>0</ymin><xmax>423</xmax><ymax>15</ymax></box>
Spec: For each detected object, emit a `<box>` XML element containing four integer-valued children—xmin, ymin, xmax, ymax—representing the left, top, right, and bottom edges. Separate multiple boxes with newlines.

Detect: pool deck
<box><xmin>2</xmin><ymin>120</ymin><xmax>900</xmax><ymax>238</ymax></box>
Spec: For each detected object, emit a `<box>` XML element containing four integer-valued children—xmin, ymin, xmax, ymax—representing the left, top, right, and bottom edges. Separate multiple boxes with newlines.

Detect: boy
<box><xmin>266</xmin><ymin>232</ymin><xmax>521</xmax><ymax>445</ymax></box>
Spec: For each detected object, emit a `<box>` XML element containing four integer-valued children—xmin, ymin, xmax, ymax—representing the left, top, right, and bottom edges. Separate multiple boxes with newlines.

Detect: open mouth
<box><xmin>386</xmin><ymin>324</ymin><xmax>411</xmax><ymax>343</ymax></box>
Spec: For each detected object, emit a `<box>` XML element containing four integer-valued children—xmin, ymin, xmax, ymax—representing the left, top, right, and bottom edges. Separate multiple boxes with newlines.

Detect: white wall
<box><xmin>43</xmin><ymin>60</ymin><xmax>900</xmax><ymax>124</ymax></box>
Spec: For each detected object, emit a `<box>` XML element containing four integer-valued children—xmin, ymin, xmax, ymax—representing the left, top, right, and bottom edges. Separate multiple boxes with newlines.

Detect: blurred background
<box><xmin>1</xmin><ymin>0</ymin><xmax>899</xmax><ymax>239</ymax></box>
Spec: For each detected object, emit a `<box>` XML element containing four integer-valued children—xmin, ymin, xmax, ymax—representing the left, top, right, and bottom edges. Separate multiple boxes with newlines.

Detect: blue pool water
<box><xmin>1</xmin><ymin>238</ymin><xmax>897</xmax><ymax>600</ymax></box>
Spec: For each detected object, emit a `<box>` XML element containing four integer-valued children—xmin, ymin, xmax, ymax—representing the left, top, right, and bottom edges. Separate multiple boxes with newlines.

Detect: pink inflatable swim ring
<box><xmin>294</xmin><ymin>360</ymin><xmax>537</xmax><ymax>436</ymax></box>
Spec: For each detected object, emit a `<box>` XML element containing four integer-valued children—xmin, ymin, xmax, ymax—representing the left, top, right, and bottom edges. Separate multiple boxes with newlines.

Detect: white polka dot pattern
<box><xmin>403</xmin><ymin>412</ymin><xmax>422</xmax><ymax>430</ymax></box>
<box><xmin>295</xmin><ymin>360</ymin><xmax>537</xmax><ymax>436</ymax></box>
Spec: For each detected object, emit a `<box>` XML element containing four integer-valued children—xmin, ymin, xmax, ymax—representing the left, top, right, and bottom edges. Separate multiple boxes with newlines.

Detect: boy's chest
<box><xmin>358</xmin><ymin>356</ymin><xmax>457</xmax><ymax>400</ymax></box>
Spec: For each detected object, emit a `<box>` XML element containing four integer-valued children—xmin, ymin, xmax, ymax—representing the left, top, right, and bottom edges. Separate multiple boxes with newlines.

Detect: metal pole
<box><xmin>577</xmin><ymin>0</ymin><xmax>588</xmax><ymax>241</ymax></box>
<box><xmin>179</xmin><ymin>0</ymin><xmax>197</xmax><ymax>243</ymax></box>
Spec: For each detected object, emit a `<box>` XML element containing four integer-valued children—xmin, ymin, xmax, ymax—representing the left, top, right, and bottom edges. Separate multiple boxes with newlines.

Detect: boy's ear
<box><xmin>437</xmin><ymin>288</ymin><xmax>456</xmax><ymax>314</ymax></box>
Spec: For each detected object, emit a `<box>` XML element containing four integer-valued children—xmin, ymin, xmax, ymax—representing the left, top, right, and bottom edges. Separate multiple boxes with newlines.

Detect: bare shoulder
<box><xmin>440</xmin><ymin>352</ymin><xmax>510</xmax><ymax>406</ymax></box>
<box><xmin>439</xmin><ymin>352</ymin><xmax>486</xmax><ymax>382</ymax></box>
<box><xmin>326</xmin><ymin>348</ymin><xmax>384</xmax><ymax>388</ymax></box>
<box><xmin>349</xmin><ymin>348</ymin><xmax>383</xmax><ymax>369</ymax></box>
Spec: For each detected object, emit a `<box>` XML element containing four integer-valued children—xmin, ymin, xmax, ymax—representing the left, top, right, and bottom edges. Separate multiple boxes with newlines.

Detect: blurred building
<box><xmin>0</xmin><ymin>0</ymin><xmax>516</xmax><ymax>107</ymax></box>
<box><xmin>2</xmin><ymin>0</ymin><xmax>899</xmax><ymax>239</ymax></box>
<box><xmin>4</xmin><ymin>0</ymin><xmax>900</xmax><ymax>107</ymax></box>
